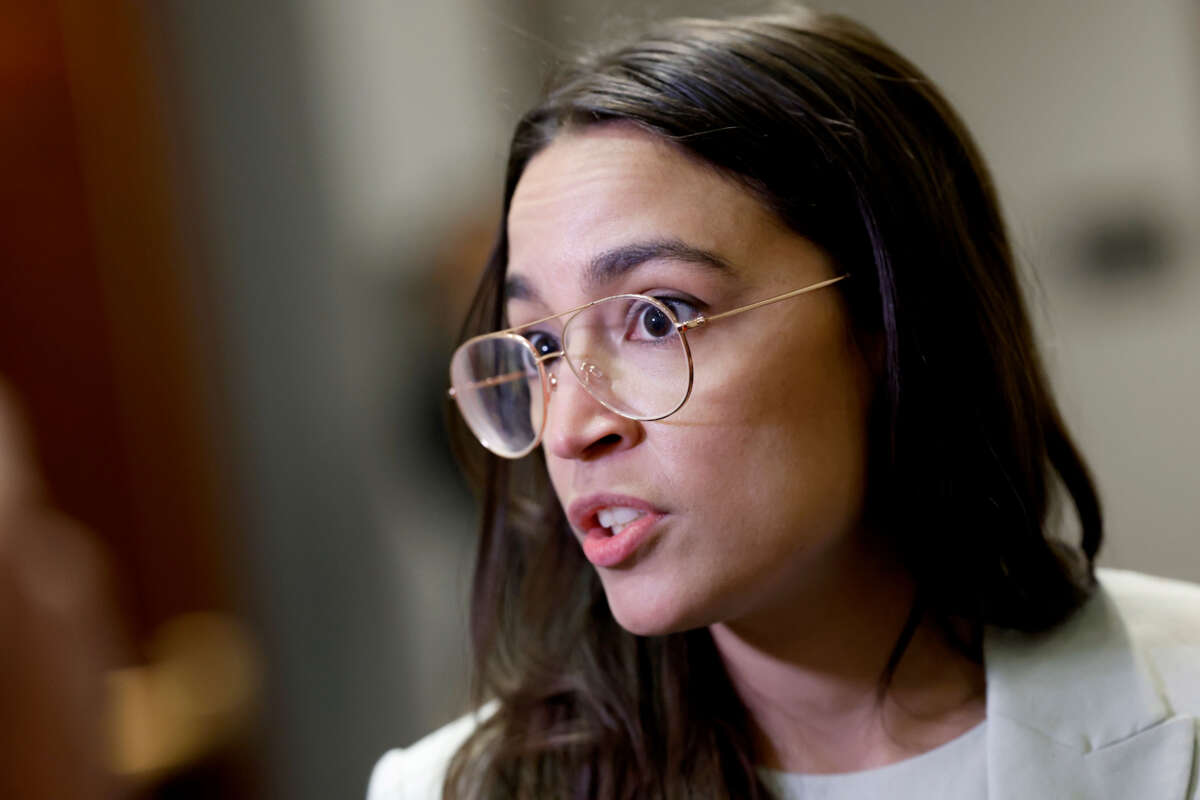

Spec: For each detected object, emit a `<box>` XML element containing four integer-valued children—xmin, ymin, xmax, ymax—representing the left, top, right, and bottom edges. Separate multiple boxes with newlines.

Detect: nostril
<box><xmin>543</xmin><ymin>376</ymin><xmax>643</xmax><ymax>460</ymax></box>
<box><xmin>584</xmin><ymin>433</ymin><xmax>623</xmax><ymax>456</ymax></box>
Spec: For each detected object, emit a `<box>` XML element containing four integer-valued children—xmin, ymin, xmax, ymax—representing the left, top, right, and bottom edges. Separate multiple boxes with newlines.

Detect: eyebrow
<box><xmin>504</xmin><ymin>238</ymin><xmax>737</xmax><ymax>305</ymax></box>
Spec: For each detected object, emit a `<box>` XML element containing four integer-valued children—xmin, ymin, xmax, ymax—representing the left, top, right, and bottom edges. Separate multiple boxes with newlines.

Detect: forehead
<box><xmin>506</xmin><ymin>125</ymin><xmax>792</xmax><ymax>300</ymax></box>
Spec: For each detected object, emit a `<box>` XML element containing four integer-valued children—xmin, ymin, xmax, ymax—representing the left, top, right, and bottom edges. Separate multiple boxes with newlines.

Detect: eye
<box><xmin>524</xmin><ymin>329</ymin><xmax>561</xmax><ymax>357</ymax></box>
<box><xmin>626</xmin><ymin>296</ymin><xmax>699</xmax><ymax>342</ymax></box>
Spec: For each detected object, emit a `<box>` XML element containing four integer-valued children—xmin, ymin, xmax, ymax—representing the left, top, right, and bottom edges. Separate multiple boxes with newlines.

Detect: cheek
<box><xmin>671</xmin><ymin>317</ymin><xmax>873</xmax><ymax>531</ymax></box>
<box><xmin>691</xmin><ymin>313</ymin><xmax>869</xmax><ymax>451</ymax></box>
<box><xmin>544</xmin><ymin>457</ymin><xmax>572</xmax><ymax>512</ymax></box>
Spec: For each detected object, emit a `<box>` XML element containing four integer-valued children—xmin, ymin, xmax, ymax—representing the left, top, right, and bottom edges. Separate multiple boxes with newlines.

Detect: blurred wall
<box><xmin>295</xmin><ymin>0</ymin><xmax>551</xmax><ymax>763</ymax></box>
<box><xmin>151</xmin><ymin>0</ymin><xmax>548</xmax><ymax>797</ymax></box>
<box><xmin>153</xmin><ymin>3</ymin><xmax>411</xmax><ymax>798</ymax></box>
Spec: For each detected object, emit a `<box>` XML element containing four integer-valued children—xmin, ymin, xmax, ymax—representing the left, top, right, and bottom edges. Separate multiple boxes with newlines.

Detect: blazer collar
<box><xmin>984</xmin><ymin>582</ymin><xmax>1196</xmax><ymax>799</ymax></box>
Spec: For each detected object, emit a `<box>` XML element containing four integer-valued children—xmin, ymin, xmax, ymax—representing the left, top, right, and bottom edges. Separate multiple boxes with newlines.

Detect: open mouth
<box><xmin>596</xmin><ymin>506</ymin><xmax>647</xmax><ymax>536</ymax></box>
<box><xmin>568</xmin><ymin>495</ymin><xmax>665</xmax><ymax>566</ymax></box>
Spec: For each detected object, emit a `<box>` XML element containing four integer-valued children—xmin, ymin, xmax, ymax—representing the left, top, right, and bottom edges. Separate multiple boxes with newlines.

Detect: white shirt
<box><xmin>760</xmin><ymin>720</ymin><xmax>987</xmax><ymax>800</ymax></box>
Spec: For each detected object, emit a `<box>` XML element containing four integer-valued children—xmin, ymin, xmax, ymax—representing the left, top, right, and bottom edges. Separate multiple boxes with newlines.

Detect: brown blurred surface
<box><xmin>0</xmin><ymin>0</ymin><xmax>260</xmax><ymax>795</ymax></box>
<box><xmin>0</xmin><ymin>383</ymin><xmax>119</xmax><ymax>799</ymax></box>
<box><xmin>0</xmin><ymin>0</ymin><xmax>140</xmax><ymax>620</ymax></box>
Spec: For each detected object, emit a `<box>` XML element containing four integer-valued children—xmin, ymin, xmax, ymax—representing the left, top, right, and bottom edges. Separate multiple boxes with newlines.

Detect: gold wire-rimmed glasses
<box><xmin>448</xmin><ymin>274</ymin><xmax>849</xmax><ymax>458</ymax></box>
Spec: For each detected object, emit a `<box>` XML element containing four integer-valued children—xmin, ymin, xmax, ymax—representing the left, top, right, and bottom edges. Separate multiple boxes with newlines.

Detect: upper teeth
<box><xmin>597</xmin><ymin>507</ymin><xmax>646</xmax><ymax>534</ymax></box>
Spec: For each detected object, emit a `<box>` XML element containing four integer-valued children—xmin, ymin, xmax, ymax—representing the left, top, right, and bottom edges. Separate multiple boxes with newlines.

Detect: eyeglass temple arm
<box><xmin>446</xmin><ymin>350</ymin><xmax>565</xmax><ymax>398</ymax></box>
<box><xmin>677</xmin><ymin>274</ymin><xmax>848</xmax><ymax>331</ymax></box>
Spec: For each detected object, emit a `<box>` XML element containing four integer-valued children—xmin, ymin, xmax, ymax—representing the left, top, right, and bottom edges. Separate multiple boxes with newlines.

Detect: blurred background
<box><xmin>1</xmin><ymin>0</ymin><xmax>1197</xmax><ymax>797</ymax></box>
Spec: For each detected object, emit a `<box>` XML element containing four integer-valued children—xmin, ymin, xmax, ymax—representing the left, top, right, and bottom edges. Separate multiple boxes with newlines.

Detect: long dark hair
<box><xmin>444</xmin><ymin>8</ymin><xmax>1102</xmax><ymax>798</ymax></box>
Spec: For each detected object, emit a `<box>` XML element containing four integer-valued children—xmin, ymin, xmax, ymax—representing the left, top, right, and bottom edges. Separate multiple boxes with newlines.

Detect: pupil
<box><xmin>642</xmin><ymin>307</ymin><xmax>670</xmax><ymax>338</ymax></box>
<box><xmin>530</xmin><ymin>334</ymin><xmax>556</xmax><ymax>356</ymax></box>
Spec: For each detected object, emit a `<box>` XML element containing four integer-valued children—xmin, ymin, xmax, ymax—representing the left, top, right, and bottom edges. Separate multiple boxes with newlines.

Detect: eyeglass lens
<box><xmin>450</xmin><ymin>296</ymin><xmax>690</xmax><ymax>458</ymax></box>
<box><xmin>449</xmin><ymin>335</ymin><xmax>544</xmax><ymax>457</ymax></box>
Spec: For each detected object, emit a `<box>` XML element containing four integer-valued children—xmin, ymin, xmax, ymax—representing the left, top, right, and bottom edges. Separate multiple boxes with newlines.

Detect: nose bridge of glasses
<box><xmin>542</xmin><ymin>351</ymin><xmax>622</xmax><ymax>444</ymax></box>
<box><xmin>545</xmin><ymin>346</ymin><xmax>610</xmax><ymax>404</ymax></box>
<box><xmin>567</xmin><ymin>356</ymin><xmax>613</xmax><ymax>410</ymax></box>
<box><xmin>562</xmin><ymin>315</ymin><xmax>620</xmax><ymax>403</ymax></box>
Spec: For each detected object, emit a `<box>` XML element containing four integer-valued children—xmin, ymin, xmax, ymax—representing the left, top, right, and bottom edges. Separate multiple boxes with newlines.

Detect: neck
<box><xmin>709</xmin><ymin>535</ymin><xmax>986</xmax><ymax>774</ymax></box>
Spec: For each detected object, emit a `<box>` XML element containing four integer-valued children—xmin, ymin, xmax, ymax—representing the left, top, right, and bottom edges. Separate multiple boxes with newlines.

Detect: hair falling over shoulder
<box><xmin>442</xmin><ymin>8</ymin><xmax>1102</xmax><ymax>798</ymax></box>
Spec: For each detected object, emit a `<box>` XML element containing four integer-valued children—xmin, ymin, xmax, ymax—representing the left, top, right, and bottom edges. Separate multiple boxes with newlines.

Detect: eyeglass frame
<box><xmin>447</xmin><ymin>273</ymin><xmax>850</xmax><ymax>459</ymax></box>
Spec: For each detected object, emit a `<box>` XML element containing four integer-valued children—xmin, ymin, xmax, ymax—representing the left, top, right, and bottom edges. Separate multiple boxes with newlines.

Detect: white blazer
<box><xmin>368</xmin><ymin>569</ymin><xmax>1200</xmax><ymax>799</ymax></box>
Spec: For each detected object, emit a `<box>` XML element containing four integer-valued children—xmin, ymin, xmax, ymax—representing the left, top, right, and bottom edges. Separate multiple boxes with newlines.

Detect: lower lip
<box><xmin>581</xmin><ymin>513</ymin><xmax>664</xmax><ymax>568</ymax></box>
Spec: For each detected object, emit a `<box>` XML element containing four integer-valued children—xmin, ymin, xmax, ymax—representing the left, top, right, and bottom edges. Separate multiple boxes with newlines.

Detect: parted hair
<box><xmin>444</xmin><ymin>8</ymin><xmax>1102</xmax><ymax>798</ymax></box>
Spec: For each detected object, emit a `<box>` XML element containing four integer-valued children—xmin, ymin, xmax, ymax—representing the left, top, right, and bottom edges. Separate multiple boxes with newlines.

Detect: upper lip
<box><xmin>567</xmin><ymin>493</ymin><xmax>664</xmax><ymax>532</ymax></box>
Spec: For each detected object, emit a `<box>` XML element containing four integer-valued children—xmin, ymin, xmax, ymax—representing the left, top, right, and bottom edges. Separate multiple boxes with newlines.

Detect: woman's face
<box><xmin>506</xmin><ymin>124</ymin><xmax>875</xmax><ymax>636</ymax></box>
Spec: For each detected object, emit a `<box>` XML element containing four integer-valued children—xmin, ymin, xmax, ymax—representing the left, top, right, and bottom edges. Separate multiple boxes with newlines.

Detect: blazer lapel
<box><xmin>985</xmin><ymin>584</ymin><xmax>1197</xmax><ymax>800</ymax></box>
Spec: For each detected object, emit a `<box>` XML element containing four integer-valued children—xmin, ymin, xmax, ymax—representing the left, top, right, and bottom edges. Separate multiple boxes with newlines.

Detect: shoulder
<box><xmin>367</xmin><ymin>701</ymin><xmax>497</xmax><ymax>800</ymax></box>
<box><xmin>1100</xmin><ymin>567</ymin><xmax>1200</xmax><ymax>645</ymax></box>
<box><xmin>1099</xmin><ymin>567</ymin><xmax>1200</xmax><ymax>715</ymax></box>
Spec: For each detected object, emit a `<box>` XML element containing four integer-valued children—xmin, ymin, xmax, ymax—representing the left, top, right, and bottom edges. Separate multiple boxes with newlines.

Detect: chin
<box><xmin>600</xmin><ymin>576</ymin><xmax>715</xmax><ymax>637</ymax></box>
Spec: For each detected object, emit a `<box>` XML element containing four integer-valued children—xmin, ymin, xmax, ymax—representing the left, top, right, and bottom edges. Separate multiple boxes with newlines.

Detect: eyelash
<box><xmin>522</xmin><ymin>294</ymin><xmax>700</xmax><ymax>356</ymax></box>
<box><xmin>514</xmin><ymin>291</ymin><xmax>705</xmax><ymax>344</ymax></box>
<box><xmin>651</xmin><ymin>294</ymin><xmax>701</xmax><ymax>322</ymax></box>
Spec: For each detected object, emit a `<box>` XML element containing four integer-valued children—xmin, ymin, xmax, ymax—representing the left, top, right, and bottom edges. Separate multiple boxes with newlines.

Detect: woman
<box><xmin>371</xmin><ymin>8</ymin><xmax>1200</xmax><ymax>799</ymax></box>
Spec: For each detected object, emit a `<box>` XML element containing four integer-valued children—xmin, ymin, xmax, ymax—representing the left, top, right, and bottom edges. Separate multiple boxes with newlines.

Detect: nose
<box><xmin>541</xmin><ymin>366</ymin><xmax>642</xmax><ymax>461</ymax></box>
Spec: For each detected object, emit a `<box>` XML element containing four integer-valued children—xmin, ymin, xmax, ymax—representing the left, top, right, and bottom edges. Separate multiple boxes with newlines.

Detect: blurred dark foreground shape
<box><xmin>0</xmin><ymin>384</ymin><xmax>262</xmax><ymax>799</ymax></box>
<box><xmin>0</xmin><ymin>382</ymin><xmax>117</xmax><ymax>799</ymax></box>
